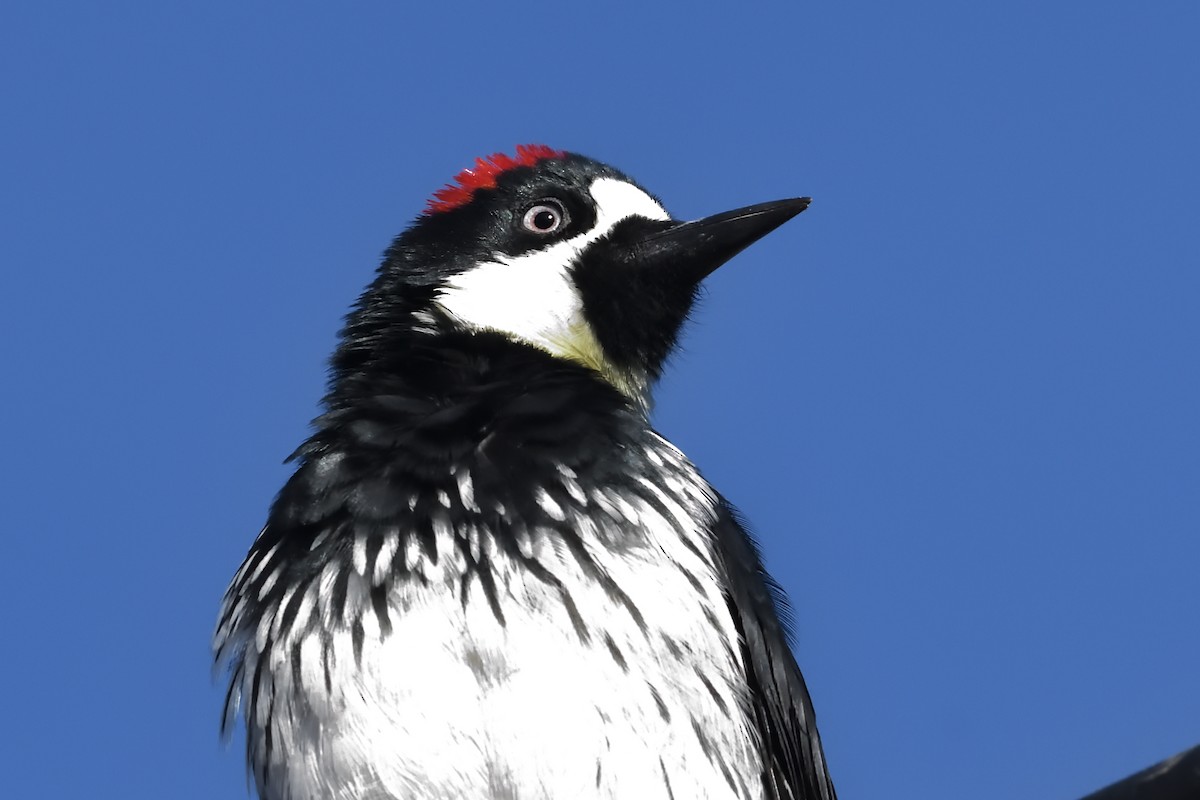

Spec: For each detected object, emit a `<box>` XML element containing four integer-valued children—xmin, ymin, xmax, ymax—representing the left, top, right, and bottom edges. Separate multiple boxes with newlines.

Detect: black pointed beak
<box><xmin>637</xmin><ymin>196</ymin><xmax>811</xmax><ymax>282</ymax></box>
<box><xmin>571</xmin><ymin>195</ymin><xmax>811</xmax><ymax>380</ymax></box>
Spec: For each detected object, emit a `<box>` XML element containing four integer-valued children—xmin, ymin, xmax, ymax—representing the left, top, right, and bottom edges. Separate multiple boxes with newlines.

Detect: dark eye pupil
<box><xmin>533</xmin><ymin>210</ymin><xmax>556</xmax><ymax>230</ymax></box>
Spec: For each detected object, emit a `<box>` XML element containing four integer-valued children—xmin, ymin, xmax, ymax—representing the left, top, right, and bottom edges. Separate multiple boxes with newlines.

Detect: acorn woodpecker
<box><xmin>214</xmin><ymin>145</ymin><xmax>836</xmax><ymax>800</ymax></box>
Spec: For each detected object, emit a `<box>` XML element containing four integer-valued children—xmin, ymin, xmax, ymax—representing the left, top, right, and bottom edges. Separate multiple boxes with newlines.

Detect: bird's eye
<box><xmin>521</xmin><ymin>200</ymin><xmax>568</xmax><ymax>235</ymax></box>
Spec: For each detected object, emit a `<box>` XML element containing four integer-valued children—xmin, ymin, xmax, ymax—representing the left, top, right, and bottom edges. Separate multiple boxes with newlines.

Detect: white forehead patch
<box><xmin>432</xmin><ymin>178</ymin><xmax>670</xmax><ymax>401</ymax></box>
<box><xmin>589</xmin><ymin>177</ymin><xmax>670</xmax><ymax>225</ymax></box>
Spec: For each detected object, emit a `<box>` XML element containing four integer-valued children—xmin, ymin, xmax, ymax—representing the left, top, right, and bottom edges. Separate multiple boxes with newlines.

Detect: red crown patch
<box><xmin>425</xmin><ymin>144</ymin><xmax>566</xmax><ymax>215</ymax></box>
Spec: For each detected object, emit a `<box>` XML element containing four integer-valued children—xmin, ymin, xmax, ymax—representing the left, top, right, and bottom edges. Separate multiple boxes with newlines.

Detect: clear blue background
<box><xmin>3</xmin><ymin>2</ymin><xmax>1196</xmax><ymax>798</ymax></box>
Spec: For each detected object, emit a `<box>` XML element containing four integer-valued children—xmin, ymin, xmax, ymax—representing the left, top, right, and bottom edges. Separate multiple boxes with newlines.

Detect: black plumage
<box><xmin>215</xmin><ymin>147</ymin><xmax>834</xmax><ymax>800</ymax></box>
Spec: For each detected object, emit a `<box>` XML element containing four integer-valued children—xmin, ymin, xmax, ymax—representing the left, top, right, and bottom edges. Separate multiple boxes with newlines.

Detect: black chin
<box><xmin>572</xmin><ymin>198</ymin><xmax>810</xmax><ymax>381</ymax></box>
<box><xmin>572</xmin><ymin>217</ymin><xmax>696</xmax><ymax>382</ymax></box>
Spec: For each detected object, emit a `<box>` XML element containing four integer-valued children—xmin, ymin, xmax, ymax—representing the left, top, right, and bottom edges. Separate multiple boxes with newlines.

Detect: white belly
<box><xmin>261</xmin><ymin>496</ymin><xmax>763</xmax><ymax>800</ymax></box>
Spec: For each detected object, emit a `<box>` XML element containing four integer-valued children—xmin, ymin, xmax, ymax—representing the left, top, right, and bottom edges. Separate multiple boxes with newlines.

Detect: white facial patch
<box><xmin>434</xmin><ymin>178</ymin><xmax>670</xmax><ymax>399</ymax></box>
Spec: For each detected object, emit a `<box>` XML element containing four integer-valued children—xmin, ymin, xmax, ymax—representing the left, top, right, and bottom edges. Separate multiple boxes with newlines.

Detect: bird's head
<box><xmin>333</xmin><ymin>145</ymin><xmax>809</xmax><ymax>408</ymax></box>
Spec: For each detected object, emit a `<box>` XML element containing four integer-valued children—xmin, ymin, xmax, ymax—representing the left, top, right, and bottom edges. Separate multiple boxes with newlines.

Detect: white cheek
<box><xmin>435</xmin><ymin>243</ymin><xmax>586</xmax><ymax>351</ymax></box>
<box><xmin>433</xmin><ymin>177</ymin><xmax>670</xmax><ymax>354</ymax></box>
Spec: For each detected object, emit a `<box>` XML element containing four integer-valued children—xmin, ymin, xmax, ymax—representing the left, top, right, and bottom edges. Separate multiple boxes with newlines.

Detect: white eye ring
<box><xmin>521</xmin><ymin>200</ymin><xmax>567</xmax><ymax>234</ymax></box>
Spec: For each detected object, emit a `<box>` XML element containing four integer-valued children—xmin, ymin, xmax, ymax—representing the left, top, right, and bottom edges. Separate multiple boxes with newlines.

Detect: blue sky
<box><xmin>2</xmin><ymin>2</ymin><xmax>1197</xmax><ymax>798</ymax></box>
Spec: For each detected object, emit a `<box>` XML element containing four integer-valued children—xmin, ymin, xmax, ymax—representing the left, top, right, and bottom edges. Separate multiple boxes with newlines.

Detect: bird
<box><xmin>214</xmin><ymin>144</ymin><xmax>836</xmax><ymax>800</ymax></box>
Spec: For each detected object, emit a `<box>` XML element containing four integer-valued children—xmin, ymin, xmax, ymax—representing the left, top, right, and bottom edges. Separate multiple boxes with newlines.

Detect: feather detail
<box><xmin>425</xmin><ymin>144</ymin><xmax>565</xmax><ymax>214</ymax></box>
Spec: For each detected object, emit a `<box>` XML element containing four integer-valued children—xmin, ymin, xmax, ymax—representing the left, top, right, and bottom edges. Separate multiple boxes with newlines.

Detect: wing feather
<box><xmin>713</xmin><ymin>499</ymin><xmax>837</xmax><ymax>800</ymax></box>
